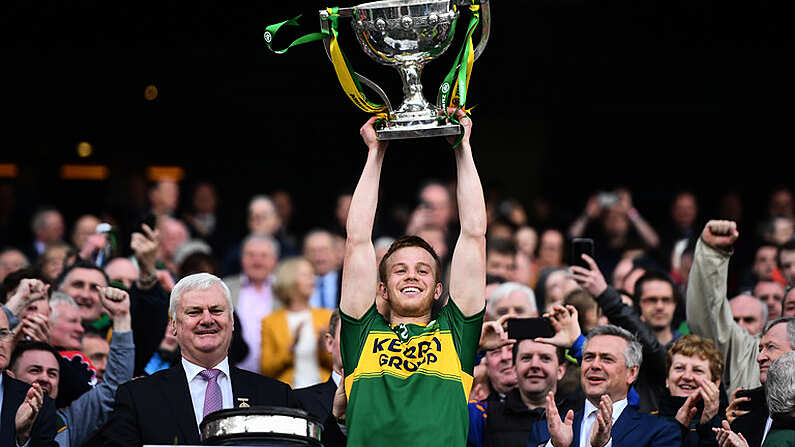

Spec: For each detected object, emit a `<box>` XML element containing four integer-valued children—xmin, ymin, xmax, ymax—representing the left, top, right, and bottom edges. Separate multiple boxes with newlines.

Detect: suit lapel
<box><xmin>316</xmin><ymin>377</ymin><xmax>336</xmax><ymax>416</ymax></box>
<box><xmin>572</xmin><ymin>409</ymin><xmax>585</xmax><ymax>447</ymax></box>
<box><xmin>159</xmin><ymin>365</ymin><xmax>201</xmax><ymax>444</ymax></box>
<box><xmin>231</xmin><ymin>367</ymin><xmax>256</xmax><ymax>409</ymax></box>
<box><xmin>610</xmin><ymin>405</ymin><xmax>641</xmax><ymax>444</ymax></box>
<box><xmin>1</xmin><ymin>373</ymin><xmax>24</xmax><ymax>445</ymax></box>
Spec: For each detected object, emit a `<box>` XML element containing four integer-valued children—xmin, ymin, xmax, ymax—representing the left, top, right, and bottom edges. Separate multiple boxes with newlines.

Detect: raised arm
<box><xmin>448</xmin><ymin>110</ymin><xmax>487</xmax><ymax>316</ymax></box>
<box><xmin>686</xmin><ymin>220</ymin><xmax>760</xmax><ymax>394</ymax></box>
<box><xmin>340</xmin><ymin>117</ymin><xmax>388</xmax><ymax>319</ymax></box>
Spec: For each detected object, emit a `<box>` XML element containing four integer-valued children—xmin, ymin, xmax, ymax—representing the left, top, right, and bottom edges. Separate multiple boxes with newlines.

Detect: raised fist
<box><xmin>701</xmin><ymin>220</ymin><xmax>739</xmax><ymax>251</ymax></box>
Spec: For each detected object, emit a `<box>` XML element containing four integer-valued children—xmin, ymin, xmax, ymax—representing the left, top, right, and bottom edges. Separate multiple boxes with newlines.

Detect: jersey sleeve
<box><xmin>441</xmin><ymin>298</ymin><xmax>485</xmax><ymax>376</ymax></box>
<box><xmin>339</xmin><ymin>303</ymin><xmax>379</xmax><ymax>375</ymax></box>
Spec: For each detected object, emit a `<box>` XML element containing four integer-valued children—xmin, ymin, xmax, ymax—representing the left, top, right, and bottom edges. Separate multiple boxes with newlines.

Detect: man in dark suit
<box><xmin>294</xmin><ymin>310</ymin><xmax>346</xmax><ymax>447</ymax></box>
<box><xmin>102</xmin><ymin>273</ymin><xmax>295</xmax><ymax>446</ymax></box>
<box><xmin>729</xmin><ymin>317</ymin><xmax>795</xmax><ymax>447</ymax></box>
<box><xmin>527</xmin><ymin>325</ymin><xmax>681</xmax><ymax>447</ymax></box>
<box><xmin>0</xmin><ymin>308</ymin><xmax>57</xmax><ymax>447</ymax></box>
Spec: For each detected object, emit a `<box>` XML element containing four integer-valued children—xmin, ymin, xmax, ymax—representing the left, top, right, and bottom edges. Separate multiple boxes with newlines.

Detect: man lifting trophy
<box><xmin>265</xmin><ymin>0</ymin><xmax>491</xmax><ymax>140</ymax></box>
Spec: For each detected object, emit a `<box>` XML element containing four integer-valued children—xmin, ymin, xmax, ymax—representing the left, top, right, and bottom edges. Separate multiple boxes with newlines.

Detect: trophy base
<box><xmin>376</xmin><ymin>121</ymin><xmax>462</xmax><ymax>141</ymax></box>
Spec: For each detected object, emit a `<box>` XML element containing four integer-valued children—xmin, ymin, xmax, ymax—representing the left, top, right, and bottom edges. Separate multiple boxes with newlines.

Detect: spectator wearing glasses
<box><xmin>634</xmin><ymin>271</ymin><xmax>682</xmax><ymax>347</ymax></box>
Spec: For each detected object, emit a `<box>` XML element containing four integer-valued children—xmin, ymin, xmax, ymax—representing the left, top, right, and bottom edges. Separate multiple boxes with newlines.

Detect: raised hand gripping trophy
<box><xmin>265</xmin><ymin>0</ymin><xmax>490</xmax><ymax>140</ymax></box>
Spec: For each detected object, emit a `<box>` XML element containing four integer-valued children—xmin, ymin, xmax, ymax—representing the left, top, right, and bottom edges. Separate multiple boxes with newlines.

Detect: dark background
<box><xmin>1</xmin><ymin>0</ymin><xmax>793</xmax><ymax>241</ymax></box>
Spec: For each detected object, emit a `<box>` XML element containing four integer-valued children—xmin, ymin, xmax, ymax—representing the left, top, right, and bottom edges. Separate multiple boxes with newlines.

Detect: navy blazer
<box><xmin>526</xmin><ymin>402</ymin><xmax>681</xmax><ymax>447</ymax></box>
<box><xmin>0</xmin><ymin>372</ymin><xmax>57</xmax><ymax>447</ymax></box>
<box><xmin>102</xmin><ymin>363</ymin><xmax>295</xmax><ymax>446</ymax></box>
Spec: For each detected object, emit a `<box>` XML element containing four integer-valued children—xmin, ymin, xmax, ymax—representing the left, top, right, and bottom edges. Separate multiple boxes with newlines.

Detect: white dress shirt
<box><xmin>761</xmin><ymin>415</ymin><xmax>773</xmax><ymax>445</ymax></box>
<box><xmin>288</xmin><ymin>310</ymin><xmax>321</xmax><ymax>388</ymax></box>
<box><xmin>182</xmin><ymin>356</ymin><xmax>234</xmax><ymax>431</ymax></box>
<box><xmin>580</xmin><ymin>397</ymin><xmax>627</xmax><ymax>447</ymax></box>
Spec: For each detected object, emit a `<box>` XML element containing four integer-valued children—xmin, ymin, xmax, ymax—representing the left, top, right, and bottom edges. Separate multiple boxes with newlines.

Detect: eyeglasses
<box><xmin>639</xmin><ymin>296</ymin><xmax>674</xmax><ymax>306</ymax></box>
<box><xmin>0</xmin><ymin>328</ymin><xmax>12</xmax><ymax>341</ymax></box>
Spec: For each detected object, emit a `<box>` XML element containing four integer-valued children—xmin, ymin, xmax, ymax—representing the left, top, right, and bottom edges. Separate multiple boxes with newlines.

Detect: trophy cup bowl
<box><xmin>350</xmin><ymin>0</ymin><xmax>460</xmax><ymax>140</ymax></box>
<box><xmin>319</xmin><ymin>0</ymin><xmax>489</xmax><ymax>140</ymax></box>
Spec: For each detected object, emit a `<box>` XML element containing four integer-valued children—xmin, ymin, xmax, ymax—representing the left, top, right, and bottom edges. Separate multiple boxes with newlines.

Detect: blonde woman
<box><xmin>260</xmin><ymin>257</ymin><xmax>332</xmax><ymax>387</ymax></box>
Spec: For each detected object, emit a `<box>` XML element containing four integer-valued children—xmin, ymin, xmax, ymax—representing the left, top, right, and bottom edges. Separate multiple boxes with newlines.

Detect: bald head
<box><xmin>104</xmin><ymin>257</ymin><xmax>139</xmax><ymax>289</ymax></box>
<box><xmin>730</xmin><ymin>294</ymin><xmax>766</xmax><ymax>336</ymax></box>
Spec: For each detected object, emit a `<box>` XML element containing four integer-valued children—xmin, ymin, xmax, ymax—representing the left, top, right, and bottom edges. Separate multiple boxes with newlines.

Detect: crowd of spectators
<box><xmin>0</xmin><ymin>175</ymin><xmax>794</xmax><ymax>446</ymax></box>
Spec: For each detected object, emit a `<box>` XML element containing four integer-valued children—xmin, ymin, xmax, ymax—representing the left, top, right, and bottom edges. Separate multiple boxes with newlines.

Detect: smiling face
<box><xmin>171</xmin><ymin>284</ymin><xmax>234</xmax><ymax>368</ymax></box>
<box><xmin>10</xmin><ymin>350</ymin><xmax>60</xmax><ymax>398</ymax></box>
<box><xmin>59</xmin><ymin>267</ymin><xmax>107</xmax><ymax>322</ymax></box>
<box><xmin>666</xmin><ymin>353</ymin><xmax>715</xmax><ymax>397</ymax></box>
<box><xmin>757</xmin><ymin>322</ymin><xmax>793</xmax><ymax>384</ymax></box>
<box><xmin>514</xmin><ymin>340</ymin><xmax>564</xmax><ymax>400</ymax></box>
<box><xmin>581</xmin><ymin>335</ymin><xmax>639</xmax><ymax>403</ymax></box>
<box><xmin>380</xmin><ymin>246</ymin><xmax>442</xmax><ymax>320</ymax></box>
<box><xmin>50</xmin><ymin>303</ymin><xmax>85</xmax><ymax>350</ymax></box>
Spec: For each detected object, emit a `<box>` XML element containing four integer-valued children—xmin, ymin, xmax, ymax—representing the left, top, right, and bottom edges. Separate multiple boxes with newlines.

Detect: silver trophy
<box><xmin>319</xmin><ymin>0</ymin><xmax>490</xmax><ymax>140</ymax></box>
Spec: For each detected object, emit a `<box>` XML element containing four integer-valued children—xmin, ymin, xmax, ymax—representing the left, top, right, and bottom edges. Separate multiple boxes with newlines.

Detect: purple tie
<box><xmin>199</xmin><ymin>369</ymin><xmax>223</xmax><ymax>419</ymax></box>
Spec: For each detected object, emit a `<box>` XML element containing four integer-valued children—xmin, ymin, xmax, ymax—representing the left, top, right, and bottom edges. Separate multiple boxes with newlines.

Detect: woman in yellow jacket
<box><xmin>260</xmin><ymin>257</ymin><xmax>333</xmax><ymax>387</ymax></box>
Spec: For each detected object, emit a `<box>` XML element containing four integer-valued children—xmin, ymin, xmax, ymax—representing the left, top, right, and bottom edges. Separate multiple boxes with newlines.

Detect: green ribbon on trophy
<box><xmin>263</xmin><ymin>15</ymin><xmax>327</xmax><ymax>55</ymax></box>
<box><xmin>264</xmin><ymin>1</ymin><xmax>489</xmax><ymax>141</ymax></box>
<box><xmin>264</xmin><ymin>8</ymin><xmax>388</xmax><ymax>116</ymax></box>
<box><xmin>437</xmin><ymin>3</ymin><xmax>480</xmax><ymax>147</ymax></box>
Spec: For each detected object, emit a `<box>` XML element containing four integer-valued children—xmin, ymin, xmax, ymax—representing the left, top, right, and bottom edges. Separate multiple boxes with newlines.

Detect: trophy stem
<box><xmin>393</xmin><ymin>60</ymin><xmax>436</xmax><ymax>119</ymax></box>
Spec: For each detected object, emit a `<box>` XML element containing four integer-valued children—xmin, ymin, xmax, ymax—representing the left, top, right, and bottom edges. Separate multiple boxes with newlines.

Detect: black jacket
<box><xmin>102</xmin><ymin>363</ymin><xmax>295</xmax><ymax>446</ymax></box>
<box><xmin>294</xmin><ymin>376</ymin><xmax>347</xmax><ymax>447</ymax></box>
<box><xmin>0</xmin><ymin>372</ymin><xmax>57</xmax><ymax>447</ymax></box>
<box><xmin>657</xmin><ymin>390</ymin><xmax>720</xmax><ymax>447</ymax></box>
<box><xmin>730</xmin><ymin>386</ymin><xmax>768</xmax><ymax>447</ymax></box>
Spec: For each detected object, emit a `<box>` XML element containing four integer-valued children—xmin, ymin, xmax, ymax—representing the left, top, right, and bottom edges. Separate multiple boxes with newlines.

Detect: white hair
<box><xmin>173</xmin><ymin>239</ymin><xmax>213</xmax><ymax>267</ymax></box>
<box><xmin>169</xmin><ymin>273</ymin><xmax>233</xmax><ymax>321</ymax></box>
<box><xmin>49</xmin><ymin>292</ymin><xmax>79</xmax><ymax>324</ymax></box>
<box><xmin>765</xmin><ymin>351</ymin><xmax>795</xmax><ymax>414</ymax></box>
<box><xmin>241</xmin><ymin>234</ymin><xmax>280</xmax><ymax>259</ymax></box>
<box><xmin>487</xmin><ymin>282</ymin><xmax>537</xmax><ymax>318</ymax></box>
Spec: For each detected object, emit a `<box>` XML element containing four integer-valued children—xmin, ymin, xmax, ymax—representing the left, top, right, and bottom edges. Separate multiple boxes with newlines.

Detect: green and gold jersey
<box><xmin>340</xmin><ymin>300</ymin><xmax>484</xmax><ymax>447</ymax></box>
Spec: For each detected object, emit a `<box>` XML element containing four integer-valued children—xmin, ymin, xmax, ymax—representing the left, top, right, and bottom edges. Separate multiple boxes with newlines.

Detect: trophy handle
<box><xmin>319</xmin><ymin>9</ymin><xmax>395</xmax><ymax>114</ymax></box>
<box><xmin>473</xmin><ymin>1</ymin><xmax>490</xmax><ymax>61</ymax></box>
<box><xmin>454</xmin><ymin>0</ymin><xmax>490</xmax><ymax>61</ymax></box>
